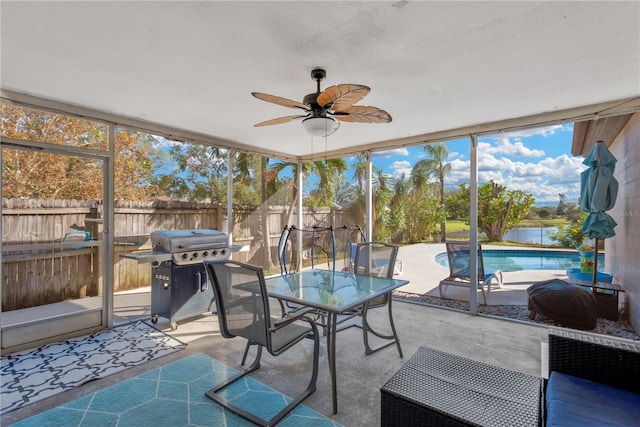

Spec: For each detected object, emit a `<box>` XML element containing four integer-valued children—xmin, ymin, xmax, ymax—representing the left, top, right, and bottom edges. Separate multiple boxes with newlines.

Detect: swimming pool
<box><xmin>435</xmin><ymin>249</ymin><xmax>605</xmax><ymax>272</ymax></box>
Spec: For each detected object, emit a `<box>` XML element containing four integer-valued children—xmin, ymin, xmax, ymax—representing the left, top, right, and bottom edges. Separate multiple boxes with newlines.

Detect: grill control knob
<box><xmin>203</xmin><ymin>251</ymin><xmax>209</xmax><ymax>256</ymax></box>
<box><xmin>213</xmin><ymin>250</ymin><xmax>218</xmax><ymax>256</ymax></box>
<box><xmin>193</xmin><ymin>252</ymin><xmax>198</xmax><ymax>258</ymax></box>
<box><xmin>221</xmin><ymin>249</ymin><xmax>227</xmax><ymax>255</ymax></box>
<box><xmin>181</xmin><ymin>253</ymin><xmax>189</xmax><ymax>260</ymax></box>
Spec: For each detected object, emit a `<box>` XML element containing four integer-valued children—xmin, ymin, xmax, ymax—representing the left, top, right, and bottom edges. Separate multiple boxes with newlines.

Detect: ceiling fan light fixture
<box><xmin>302</xmin><ymin>116</ymin><xmax>338</xmax><ymax>137</ymax></box>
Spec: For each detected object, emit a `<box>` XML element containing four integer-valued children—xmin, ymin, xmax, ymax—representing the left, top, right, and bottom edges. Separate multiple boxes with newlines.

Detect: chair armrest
<box><xmin>271</xmin><ymin>306</ymin><xmax>317</xmax><ymax>330</ymax></box>
<box><xmin>548</xmin><ymin>328</ymin><xmax>640</xmax><ymax>394</ymax></box>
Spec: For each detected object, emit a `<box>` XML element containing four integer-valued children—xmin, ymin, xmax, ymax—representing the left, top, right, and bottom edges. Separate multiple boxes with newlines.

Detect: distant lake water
<box><xmin>503</xmin><ymin>227</ymin><xmax>558</xmax><ymax>245</ymax></box>
<box><xmin>448</xmin><ymin>227</ymin><xmax>559</xmax><ymax>245</ymax></box>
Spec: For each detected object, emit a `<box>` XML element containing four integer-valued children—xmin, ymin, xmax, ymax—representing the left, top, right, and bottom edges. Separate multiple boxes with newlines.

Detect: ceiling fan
<box><xmin>251</xmin><ymin>68</ymin><xmax>392</xmax><ymax>137</ymax></box>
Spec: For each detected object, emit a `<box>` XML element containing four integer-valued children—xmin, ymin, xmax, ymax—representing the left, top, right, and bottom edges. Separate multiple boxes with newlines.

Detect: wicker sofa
<box><xmin>545</xmin><ymin>328</ymin><xmax>640</xmax><ymax>426</ymax></box>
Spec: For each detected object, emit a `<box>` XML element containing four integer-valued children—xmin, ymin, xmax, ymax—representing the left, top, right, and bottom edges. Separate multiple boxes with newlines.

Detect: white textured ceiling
<box><xmin>2</xmin><ymin>1</ymin><xmax>639</xmax><ymax>159</ymax></box>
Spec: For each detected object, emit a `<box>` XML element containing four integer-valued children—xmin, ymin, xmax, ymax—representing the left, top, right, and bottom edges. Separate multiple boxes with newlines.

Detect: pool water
<box><xmin>435</xmin><ymin>249</ymin><xmax>605</xmax><ymax>272</ymax></box>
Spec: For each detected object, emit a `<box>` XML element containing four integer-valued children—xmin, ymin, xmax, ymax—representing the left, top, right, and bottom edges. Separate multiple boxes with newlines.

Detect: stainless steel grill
<box><xmin>123</xmin><ymin>228</ymin><xmax>232</xmax><ymax>329</ymax></box>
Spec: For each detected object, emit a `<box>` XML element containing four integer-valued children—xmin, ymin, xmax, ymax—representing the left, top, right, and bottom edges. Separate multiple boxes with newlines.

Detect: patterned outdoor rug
<box><xmin>0</xmin><ymin>321</ymin><xmax>186</xmax><ymax>415</ymax></box>
<box><xmin>10</xmin><ymin>352</ymin><xmax>341</xmax><ymax>427</ymax></box>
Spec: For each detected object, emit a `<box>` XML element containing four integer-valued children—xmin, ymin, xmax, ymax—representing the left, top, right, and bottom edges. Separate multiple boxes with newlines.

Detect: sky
<box><xmin>156</xmin><ymin>122</ymin><xmax>585</xmax><ymax>207</ymax></box>
<box><xmin>364</xmin><ymin>123</ymin><xmax>585</xmax><ymax>206</ymax></box>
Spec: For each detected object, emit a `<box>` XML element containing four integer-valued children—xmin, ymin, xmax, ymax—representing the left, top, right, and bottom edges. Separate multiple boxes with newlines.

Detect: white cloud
<box><xmin>445</xmin><ymin>152</ymin><xmax>584</xmax><ymax>204</ymax></box>
<box><xmin>373</xmin><ymin>148</ymin><xmax>409</xmax><ymax>158</ymax></box>
<box><xmin>484</xmin><ymin>124</ymin><xmax>573</xmax><ymax>139</ymax></box>
<box><xmin>390</xmin><ymin>160</ymin><xmax>412</xmax><ymax>179</ymax></box>
<box><xmin>479</xmin><ymin>138</ymin><xmax>545</xmax><ymax>157</ymax></box>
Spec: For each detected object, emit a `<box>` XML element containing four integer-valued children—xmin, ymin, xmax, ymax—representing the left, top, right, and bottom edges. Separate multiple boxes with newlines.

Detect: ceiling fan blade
<box><xmin>317</xmin><ymin>84</ymin><xmax>370</xmax><ymax>110</ymax></box>
<box><xmin>254</xmin><ymin>115</ymin><xmax>308</xmax><ymax>127</ymax></box>
<box><xmin>252</xmin><ymin>92</ymin><xmax>310</xmax><ymax>111</ymax></box>
<box><xmin>333</xmin><ymin>106</ymin><xmax>392</xmax><ymax>123</ymax></box>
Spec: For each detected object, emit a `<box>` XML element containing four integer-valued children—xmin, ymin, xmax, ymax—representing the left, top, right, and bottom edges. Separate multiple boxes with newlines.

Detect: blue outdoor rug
<box><xmin>10</xmin><ymin>352</ymin><xmax>342</xmax><ymax>427</ymax></box>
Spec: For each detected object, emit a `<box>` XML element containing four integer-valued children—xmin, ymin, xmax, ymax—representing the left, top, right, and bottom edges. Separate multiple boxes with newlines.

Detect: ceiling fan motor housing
<box><xmin>251</xmin><ymin>67</ymin><xmax>391</xmax><ymax>131</ymax></box>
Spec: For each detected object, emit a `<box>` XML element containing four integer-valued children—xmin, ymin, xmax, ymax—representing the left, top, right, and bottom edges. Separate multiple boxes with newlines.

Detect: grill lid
<box><xmin>151</xmin><ymin>229</ymin><xmax>228</xmax><ymax>253</ymax></box>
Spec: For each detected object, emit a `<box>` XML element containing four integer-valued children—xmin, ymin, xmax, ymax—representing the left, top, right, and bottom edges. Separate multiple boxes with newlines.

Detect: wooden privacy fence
<box><xmin>2</xmin><ymin>199</ymin><xmax>355</xmax><ymax>311</ymax></box>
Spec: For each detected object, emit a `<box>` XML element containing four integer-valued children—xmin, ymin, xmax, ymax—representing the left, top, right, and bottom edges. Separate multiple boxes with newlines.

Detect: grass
<box><xmin>445</xmin><ymin>219</ymin><xmax>471</xmax><ymax>233</ymax></box>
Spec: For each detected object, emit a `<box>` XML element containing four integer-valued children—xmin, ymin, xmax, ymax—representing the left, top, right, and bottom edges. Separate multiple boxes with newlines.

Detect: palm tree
<box><xmin>234</xmin><ymin>153</ymin><xmax>280</xmax><ymax>270</ymax></box>
<box><xmin>411</xmin><ymin>143</ymin><xmax>451</xmax><ymax>242</ymax></box>
<box><xmin>372</xmin><ymin>166</ymin><xmax>392</xmax><ymax>240</ymax></box>
<box><xmin>387</xmin><ymin>173</ymin><xmax>410</xmax><ymax>242</ymax></box>
<box><xmin>352</xmin><ymin>153</ymin><xmax>368</xmax><ymax>191</ymax></box>
<box><xmin>270</xmin><ymin>158</ymin><xmax>348</xmax><ymax>227</ymax></box>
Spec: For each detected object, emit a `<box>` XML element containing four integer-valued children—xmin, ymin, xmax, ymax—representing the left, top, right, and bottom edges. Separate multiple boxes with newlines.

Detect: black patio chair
<box><xmin>203</xmin><ymin>259</ymin><xmax>320</xmax><ymax>427</ymax></box>
<box><xmin>353</xmin><ymin>241</ymin><xmax>403</xmax><ymax>357</ymax></box>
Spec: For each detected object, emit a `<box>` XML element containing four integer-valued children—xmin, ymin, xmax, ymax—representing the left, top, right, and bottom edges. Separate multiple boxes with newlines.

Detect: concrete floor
<box><xmin>2</xmin><ymin>301</ymin><xmax>550</xmax><ymax>426</ymax></box>
<box><xmin>3</xmin><ymin>243</ymin><xmax>560</xmax><ymax>426</ymax></box>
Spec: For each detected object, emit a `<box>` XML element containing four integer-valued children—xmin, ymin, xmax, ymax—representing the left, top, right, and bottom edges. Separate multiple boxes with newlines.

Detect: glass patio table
<box><xmin>263</xmin><ymin>269</ymin><xmax>409</xmax><ymax>414</ymax></box>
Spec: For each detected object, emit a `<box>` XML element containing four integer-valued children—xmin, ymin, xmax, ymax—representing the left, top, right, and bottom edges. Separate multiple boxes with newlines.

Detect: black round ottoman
<box><xmin>527</xmin><ymin>278</ymin><xmax>597</xmax><ymax>330</ymax></box>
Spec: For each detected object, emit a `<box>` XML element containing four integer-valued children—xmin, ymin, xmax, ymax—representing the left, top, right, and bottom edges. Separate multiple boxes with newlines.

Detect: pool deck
<box><xmin>395</xmin><ymin>243</ymin><xmax>573</xmax><ymax>306</ymax></box>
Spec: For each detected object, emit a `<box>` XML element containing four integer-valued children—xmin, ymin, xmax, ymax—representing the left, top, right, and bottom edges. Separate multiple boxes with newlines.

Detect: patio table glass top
<box><xmin>263</xmin><ymin>269</ymin><xmax>408</xmax><ymax>313</ymax></box>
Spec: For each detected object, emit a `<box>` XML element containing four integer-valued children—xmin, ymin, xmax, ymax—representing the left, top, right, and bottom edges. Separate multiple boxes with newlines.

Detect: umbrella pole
<box><xmin>592</xmin><ymin>238</ymin><xmax>599</xmax><ymax>286</ymax></box>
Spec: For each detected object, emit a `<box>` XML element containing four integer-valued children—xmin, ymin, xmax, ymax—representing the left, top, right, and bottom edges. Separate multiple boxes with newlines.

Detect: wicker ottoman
<box><xmin>381</xmin><ymin>347</ymin><xmax>541</xmax><ymax>426</ymax></box>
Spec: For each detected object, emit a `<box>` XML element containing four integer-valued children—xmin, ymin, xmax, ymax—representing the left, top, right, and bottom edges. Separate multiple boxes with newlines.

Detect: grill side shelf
<box><xmin>120</xmin><ymin>251</ymin><xmax>172</xmax><ymax>265</ymax></box>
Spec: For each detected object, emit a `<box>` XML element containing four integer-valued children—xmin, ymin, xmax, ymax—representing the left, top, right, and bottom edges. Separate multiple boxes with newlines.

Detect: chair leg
<box><xmin>240</xmin><ymin>341</ymin><xmax>252</xmax><ymax>366</ymax></box>
<box><xmin>361</xmin><ymin>298</ymin><xmax>402</xmax><ymax>358</ymax></box>
<box><xmin>206</xmin><ymin>343</ymin><xmax>262</xmax><ymax>399</ymax></box>
<box><xmin>267</xmin><ymin>319</ymin><xmax>320</xmax><ymax>426</ymax></box>
<box><xmin>477</xmin><ymin>280</ymin><xmax>489</xmax><ymax>305</ymax></box>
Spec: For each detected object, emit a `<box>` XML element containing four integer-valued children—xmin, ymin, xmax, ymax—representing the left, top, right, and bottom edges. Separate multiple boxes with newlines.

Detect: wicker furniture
<box><xmin>381</xmin><ymin>347</ymin><xmax>540</xmax><ymax>426</ymax></box>
<box><xmin>546</xmin><ymin>328</ymin><xmax>640</xmax><ymax>426</ymax></box>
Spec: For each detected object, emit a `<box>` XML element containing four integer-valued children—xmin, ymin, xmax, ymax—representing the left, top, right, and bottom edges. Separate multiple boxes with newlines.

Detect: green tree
<box><xmin>556</xmin><ymin>193</ymin><xmax>568</xmax><ymax>216</ymax></box>
<box><xmin>534</xmin><ymin>206</ymin><xmax>556</xmax><ymax>219</ymax></box>
<box><xmin>445</xmin><ymin>187</ymin><xmax>468</xmax><ymax>220</ymax></box>
<box><xmin>565</xmin><ymin>203</ymin><xmax>584</xmax><ymax>222</ymax></box>
<box><xmin>372</xmin><ymin>166</ymin><xmax>392</xmax><ymax>240</ymax></box>
<box><xmin>448</xmin><ymin>181</ymin><xmax>535</xmax><ymax>242</ymax></box>
<box><xmin>385</xmin><ymin>174</ymin><xmax>410</xmax><ymax>242</ymax></box>
<box><xmin>270</xmin><ymin>158</ymin><xmax>348</xmax><ymax>225</ymax></box>
<box><xmin>403</xmin><ymin>186</ymin><xmax>446</xmax><ymax>243</ymax></box>
<box><xmin>549</xmin><ymin>212</ymin><xmax>588</xmax><ymax>248</ymax></box>
<box><xmin>412</xmin><ymin>143</ymin><xmax>451</xmax><ymax>242</ymax></box>
<box><xmin>153</xmin><ymin>143</ymin><xmax>228</xmax><ymax>203</ymax></box>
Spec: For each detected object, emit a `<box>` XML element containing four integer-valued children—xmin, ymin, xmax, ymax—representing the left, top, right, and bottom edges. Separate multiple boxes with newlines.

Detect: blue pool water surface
<box><xmin>435</xmin><ymin>249</ymin><xmax>605</xmax><ymax>272</ymax></box>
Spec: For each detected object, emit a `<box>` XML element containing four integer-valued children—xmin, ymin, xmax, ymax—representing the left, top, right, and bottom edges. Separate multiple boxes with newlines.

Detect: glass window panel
<box><xmin>1</xmin><ymin>103</ymin><xmax>107</xmax><ymax>149</ymax></box>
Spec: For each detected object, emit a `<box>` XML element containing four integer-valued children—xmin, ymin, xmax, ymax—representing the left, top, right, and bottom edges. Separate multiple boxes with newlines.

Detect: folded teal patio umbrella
<box><xmin>580</xmin><ymin>140</ymin><xmax>618</xmax><ymax>284</ymax></box>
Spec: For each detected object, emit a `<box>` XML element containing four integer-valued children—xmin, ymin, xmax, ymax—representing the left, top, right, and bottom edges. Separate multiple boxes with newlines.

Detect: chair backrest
<box><xmin>334</xmin><ymin>225</ymin><xmax>366</xmax><ymax>273</ymax></box>
<box><xmin>354</xmin><ymin>242</ymin><xmax>399</xmax><ymax>279</ymax></box>
<box><xmin>204</xmin><ymin>260</ymin><xmax>270</xmax><ymax>347</ymax></box>
<box><xmin>445</xmin><ymin>242</ymin><xmax>486</xmax><ymax>281</ymax></box>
